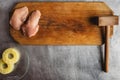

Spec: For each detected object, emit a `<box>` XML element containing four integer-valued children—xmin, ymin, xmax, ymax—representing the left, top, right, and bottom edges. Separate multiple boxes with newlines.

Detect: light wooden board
<box><xmin>10</xmin><ymin>2</ymin><xmax>113</xmax><ymax>45</ymax></box>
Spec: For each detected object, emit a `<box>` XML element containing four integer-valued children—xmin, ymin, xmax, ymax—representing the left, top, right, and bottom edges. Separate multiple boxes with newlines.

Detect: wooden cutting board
<box><xmin>10</xmin><ymin>2</ymin><xmax>113</xmax><ymax>45</ymax></box>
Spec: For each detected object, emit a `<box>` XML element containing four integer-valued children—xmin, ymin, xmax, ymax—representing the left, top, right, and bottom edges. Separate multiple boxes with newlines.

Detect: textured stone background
<box><xmin>0</xmin><ymin>0</ymin><xmax>120</xmax><ymax>80</ymax></box>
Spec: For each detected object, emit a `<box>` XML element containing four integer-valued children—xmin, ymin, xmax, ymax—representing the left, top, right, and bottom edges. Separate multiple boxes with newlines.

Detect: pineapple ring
<box><xmin>2</xmin><ymin>48</ymin><xmax>20</xmax><ymax>64</ymax></box>
<box><xmin>0</xmin><ymin>59</ymin><xmax>14</xmax><ymax>74</ymax></box>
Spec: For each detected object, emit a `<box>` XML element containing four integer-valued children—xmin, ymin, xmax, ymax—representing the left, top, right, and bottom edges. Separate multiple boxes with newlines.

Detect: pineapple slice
<box><xmin>2</xmin><ymin>48</ymin><xmax>20</xmax><ymax>64</ymax></box>
<box><xmin>0</xmin><ymin>59</ymin><xmax>14</xmax><ymax>74</ymax></box>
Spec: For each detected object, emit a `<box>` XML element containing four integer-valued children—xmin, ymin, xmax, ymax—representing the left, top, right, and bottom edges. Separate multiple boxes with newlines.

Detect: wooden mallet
<box><xmin>98</xmin><ymin>16</ymin><xmax>118</xmax><ymax>72</ymax></box>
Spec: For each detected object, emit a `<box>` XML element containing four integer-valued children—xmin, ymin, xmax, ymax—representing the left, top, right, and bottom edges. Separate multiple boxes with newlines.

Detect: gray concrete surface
<box><xmin>0</xmin><ymin>0</ymin><xmax>120</xmax><ymax>80</ymax></box>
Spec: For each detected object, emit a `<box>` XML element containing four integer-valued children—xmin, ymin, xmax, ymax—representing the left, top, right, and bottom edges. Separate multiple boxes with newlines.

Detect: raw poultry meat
<box><xmin>22</xmin><ymin>10</ymin><xmax>41</xmax><ymax>37</ymax></box>
<box><xmin>10</xmin><ymin>6</ymin><xmax>29</xmax><ymax>30</ymax></box>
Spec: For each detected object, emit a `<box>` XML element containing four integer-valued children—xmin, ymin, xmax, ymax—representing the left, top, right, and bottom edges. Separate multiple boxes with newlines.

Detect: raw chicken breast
<box><xmin>22</xmin><ymin>10</ymin><xmax>41</xmax><ymax>37</ymax></box>
<box><xmin>10</xmin><ymin>6</ymin><xmax>29</xmax><ymax>30</ymax></box>
<box><xmin>22</xmin><ymin>25</ymin><xmax>39</xmax><ymax>38</ymax></box>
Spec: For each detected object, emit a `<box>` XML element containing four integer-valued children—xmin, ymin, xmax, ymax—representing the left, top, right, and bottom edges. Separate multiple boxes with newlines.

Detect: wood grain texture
<box><xmin>10</xmin><ymin>2</ymin><xmax>113</xmax><ymax>45</ymax></box>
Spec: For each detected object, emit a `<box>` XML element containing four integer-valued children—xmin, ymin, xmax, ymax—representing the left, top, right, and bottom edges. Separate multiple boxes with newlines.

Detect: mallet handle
<box><xmin>105</xmin><ymin>26</ymin><xmax>110</xmax><ymax>72</ymax></box>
